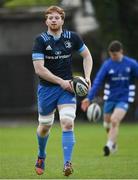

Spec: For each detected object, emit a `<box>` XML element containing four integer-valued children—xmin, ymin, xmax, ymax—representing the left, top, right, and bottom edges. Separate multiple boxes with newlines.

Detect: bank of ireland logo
<box><xmin>64</xmin><ymin>41</ymin><xmax>72</xmax><ymax>48</ymax></box>
<box><xmin>55</xmin><ymin>51</ymin><xmax>61</xmax><ymax>55</ymax></box>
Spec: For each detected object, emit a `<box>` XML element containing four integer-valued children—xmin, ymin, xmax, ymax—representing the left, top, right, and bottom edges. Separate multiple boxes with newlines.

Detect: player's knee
<box><xmin>61</xmin><ymin>118</ymin><xmax>74</xmax><ymax>130</ymax></box>
<box><xmin>103</xmin><ymin>121</ymin><xmax>112</xmax><ymax>129</ymax></box>
<box><xmin>110</xmin><ymin>117</ymin><xmax>119</xmax><ymax>128</ymax></box>
<box><xmin>59</xmin><ymin>106</ymin><xmax>76</xmax><ymax>131</ymax></box>
<box><xmin>37</xmin><ymin>124</ymin><xmax>51</xmax><ymax>136</ymax></box>
<box><xmin>37</xmin><ymin>113</ymin><xmax>54</xmax><ymax>136</ymax></box>
<box><xmin>38</xmin><ymin>113</ymin><xmax>54</xmax><ymax>125</ymax></box>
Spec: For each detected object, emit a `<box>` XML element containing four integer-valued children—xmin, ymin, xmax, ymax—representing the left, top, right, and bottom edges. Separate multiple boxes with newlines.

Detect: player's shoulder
<box><xmin>123</xmin><ymin>55</ymin><xmax>137</xmax><ymax>64</ymax></box>
<box><xmin>100</xmin><ymin>58</ymin><xmax>117</xmax><ymax>73</ymax></box>
<box><xmin>62</xmin><ymin>29</ymin><xmax>71</xmax><ymax>39</ymax></box>
<box><xmin>62</xmin><ymin>29</ymin><xmax>81</xmax><ymax>39</ymax></box>
<box><xmin>102</xmin><ymin>58</ymin><xmax>111</xmax><ymax>68</ymax></box>
<box><xmin>35</xmin><ymin>31</ymin><xmax>50</xmax><ymax>42</ymax></box>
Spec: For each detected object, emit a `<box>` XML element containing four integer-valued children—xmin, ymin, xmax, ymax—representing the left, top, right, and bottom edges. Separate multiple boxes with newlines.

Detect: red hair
<box><xmin>45</xmin><ymin>6</ymin><xmax>65</xmax><ymax>20</ymax></box>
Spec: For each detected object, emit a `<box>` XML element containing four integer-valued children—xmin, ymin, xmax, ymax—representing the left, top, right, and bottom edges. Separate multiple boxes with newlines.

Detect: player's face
<box><xmin>46</xmin><ymin>12</ymin><xmax>64</xmax><ymax>32</ymax></box>
<box><xmin>109</xmin><ymin>50</ymin><xmax>123</xmax><ymax>61</ymax></box>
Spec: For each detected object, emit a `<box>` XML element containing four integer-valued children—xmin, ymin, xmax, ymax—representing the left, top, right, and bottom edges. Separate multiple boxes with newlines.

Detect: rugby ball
<box><xmin>72</xmin><ymin>76</ymin><xmax>89</xmax><ymax>97</ymax></box>
<box><xmin>87</xmin><ymin>103</ymin><xmax>102</xmax><ymax>122</ymax></box>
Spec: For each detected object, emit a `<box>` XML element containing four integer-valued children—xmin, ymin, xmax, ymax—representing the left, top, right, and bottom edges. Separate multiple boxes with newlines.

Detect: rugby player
<box><xmin>81</xmin><ymin>40</ymin><xmax>138</xmax><ymax>156</ymax></box>
<box><xmin>32</xmin><ymin>6</ymin><xmax>93</xmax><ymax>176</ymax></box>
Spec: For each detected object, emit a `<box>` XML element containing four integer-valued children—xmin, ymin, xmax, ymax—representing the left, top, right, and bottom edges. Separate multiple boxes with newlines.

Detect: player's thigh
<box><xmin>57</xmin><ymin>90</ymin><xmax>76</xmax><ymax>121</ymax></box>
<box><xmin>58</xmin><ymin>104</ymin><xmax>76</xmax><ymax>123</ymax></box>
<box><xmin>111</xmin><ymin>102</ymin><xmax>129</xmax><ymax>123</ymax></box>
<box><xmin>111</xmin><ymin>108</ymin><xmax>127</xmax><ymax>124</ymax></box>
<box><xmin>103</xmin><ymin>101</ymin><xmax>115</xmax><ymax>122</ymax></box>
<box><xmin>37</xmin><ymin>85</ymin><xmax>60</xmax><ymax>115</ymax></box>
<box><xmin>57</xmin><ymin>90</ymin><xmax>76</xmax><ymax>105</ymax></box>
<box><xmin>103</xmin><ymin>101</ymin><xmax>115</xmax><ymax>114</ymax></box>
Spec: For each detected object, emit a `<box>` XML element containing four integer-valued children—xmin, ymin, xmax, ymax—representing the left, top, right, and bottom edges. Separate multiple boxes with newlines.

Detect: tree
<box><xmin>91</xmin><ymin>0</ymin><xmax>138</xmax><ymax>58</ymax></box>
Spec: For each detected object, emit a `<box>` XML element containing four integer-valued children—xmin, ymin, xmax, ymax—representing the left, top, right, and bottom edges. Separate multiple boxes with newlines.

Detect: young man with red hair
<box><xmin>32</xmin><ymin>6</ymin><xmax>93</xmax><ymax>176</ymax></box>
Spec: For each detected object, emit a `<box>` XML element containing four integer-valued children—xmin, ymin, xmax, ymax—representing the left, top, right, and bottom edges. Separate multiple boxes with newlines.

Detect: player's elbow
<box><xmin>34</xmin><ymin>66</ymin><xmax>44</xmax><ymax>76</ymax></box>
<box><xmin>34</xmin><ymin>68</ymin><xmax>41</xmax><ymax>75</ymax></box>
<box><xmin>33</xmin><ymin>61</ymin><xmax>45</xmax><ymax>76</ymax></box>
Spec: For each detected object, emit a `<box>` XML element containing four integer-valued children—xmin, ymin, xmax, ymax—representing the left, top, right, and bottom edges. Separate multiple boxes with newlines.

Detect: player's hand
<box><xmin>60</xmin><ymin>79</ymin><xmax>73</xmax><ymax>92</ymax></box>
<box><xmin>81</xmin><ymin>98</ymin><xmax>90</xmax><ymax>112</ymax></box>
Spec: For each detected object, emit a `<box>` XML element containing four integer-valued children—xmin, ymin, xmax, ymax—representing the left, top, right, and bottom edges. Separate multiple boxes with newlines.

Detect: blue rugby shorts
<box><xmin>103</xmin><ymin>101</ymin><xmax>129</xmax><ymax>114</ymax></box>
<box><xmin>37</xmin><ymin>84</ymin><xmax>76</xmax><ymax>115</ymax></box>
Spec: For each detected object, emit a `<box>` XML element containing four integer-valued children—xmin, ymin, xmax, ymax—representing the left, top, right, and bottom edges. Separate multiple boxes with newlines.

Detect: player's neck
<box><xmin>118</xmin><ymin>54</ymin><xmax>123</xmax><ymax>61</ymax></box>
<box><xmin>47</xmin><ymin>29</ymin><xmax>62</xmax><ymax>39</ymax></box>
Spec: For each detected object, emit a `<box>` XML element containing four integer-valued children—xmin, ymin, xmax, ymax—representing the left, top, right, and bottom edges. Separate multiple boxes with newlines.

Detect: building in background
<box><xmin>0</xmin><ymin>1</ymin><xmax>137</xmax><ymax>121</ymax></box>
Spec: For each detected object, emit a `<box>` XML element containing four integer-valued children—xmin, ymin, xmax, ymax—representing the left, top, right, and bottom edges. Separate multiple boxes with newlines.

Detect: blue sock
<box><xmin>62</xmin><ymin>131</ymin><xmax>75</xmax><ymax>164</ymax></box>
<box><xmin>37</xmin><ymin>133</ymin><xmax>49</xmax><ymax>159</ymax></box>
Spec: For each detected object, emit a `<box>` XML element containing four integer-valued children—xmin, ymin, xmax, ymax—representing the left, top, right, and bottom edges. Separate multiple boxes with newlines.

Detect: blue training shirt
<box><xmin>87</xmin><ymin>56</ymin><xmax>138</xmax><ymax>103</ymax></box>
<box><xmin>32</xmin><ymin>30</ymin><xmax>85</xmax><ymax>86</ymax></box>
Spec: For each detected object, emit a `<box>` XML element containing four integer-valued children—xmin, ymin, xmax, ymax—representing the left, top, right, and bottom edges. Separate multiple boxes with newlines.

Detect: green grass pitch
<box><xmin>0</xmin><ymin>122</ymin><xmax>138</xmax><ymax>179</ymax></box>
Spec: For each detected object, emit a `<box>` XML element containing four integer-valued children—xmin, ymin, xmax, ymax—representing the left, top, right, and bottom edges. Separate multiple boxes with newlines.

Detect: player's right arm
<box><xmin>32</xmin><ymin>36</ymin><xmax>72</xmax><ymax>91</ymax></box>
<box><xmin>33</xmin><ymin>60</ymin><xmax>72</xmax><ymax>90</ymax></box>
<box><xmin>87</xmin><ymin>62</ymin><xmax>108</xmax><ymax>100</ymax></box>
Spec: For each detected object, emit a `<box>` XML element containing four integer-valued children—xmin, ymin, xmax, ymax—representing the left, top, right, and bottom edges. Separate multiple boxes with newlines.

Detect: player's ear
<box><xmin>120</xmin><ymin>49</ymin><xmax>123</xmax><ymax>54</ymax></box>
<box><xmin>45</xmin><ymin>19</ymin><xmax>48</xmax><ymax>26</ymax></box>
<box><xmin>61</xmin><ymin>19</ymin><xmax>64</xmax><ymax>26</ymax></box>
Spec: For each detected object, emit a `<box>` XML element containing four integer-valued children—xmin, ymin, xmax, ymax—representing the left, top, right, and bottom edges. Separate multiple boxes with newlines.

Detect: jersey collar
<box><xmin>47</xmin><ymin>31</ymin><xmax>62</xmax><ymax>40</ymax></box>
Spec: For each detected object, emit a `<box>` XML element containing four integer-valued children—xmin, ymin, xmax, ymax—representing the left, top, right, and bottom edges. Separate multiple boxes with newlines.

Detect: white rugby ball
<box><xmin>72</xmin><ymin>76</ymin><xmax>89</xmax><ymax>97</ymax></box>
<box><xmin>87</xmin><ymin>103</ymin><xmax>102</xmax><ymax>122</ymax></box>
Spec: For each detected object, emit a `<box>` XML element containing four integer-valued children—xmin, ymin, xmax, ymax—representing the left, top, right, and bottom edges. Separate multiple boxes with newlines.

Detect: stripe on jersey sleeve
<box><xmin>129</xmin><ymin>85</ymin><xmax>136</xmax><ymax>90</ymax></box>
<box><xmin>128</xmin><ymin>97</ymin><xmax>134</xmax><ymax>102</ymax></box>
<box><xmin>103</xmin><ymin>95</ymin><xmax>109</xmax><ymax>100</ymax></box>
<box><xmin>32</xmin><ymin>53</ymin><xmax>44</xmax><ymax>61</ymax></box>
<box><xmin>78</xmin><ymin>44</ymin><xmax>86</xmax><ymax>53</ymax></box>
<box><xmin>103</xmin><ymin>84</ymin><xmax>110</xmax><ymax>100</ymax></box>
<box><xmin>128</xmin><ymin>84</ymin><xmax>135</xmax><ymax>102</ymax></box>
<box><xmin>104</xmin><ymin>89</ymin><xmax>110</xmax><ymax>95</ymax></box>
<box><xmin>105</xmin><ymin>83</ymin><xmax>110</xmax><ymax>89</ymax></box>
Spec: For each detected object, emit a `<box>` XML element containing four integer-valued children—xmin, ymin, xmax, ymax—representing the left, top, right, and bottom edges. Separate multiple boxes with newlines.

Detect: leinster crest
<box><xmin>64</xmin><ymin>41</ymin><xmax>72</xmax><ymax>48</ymax></box>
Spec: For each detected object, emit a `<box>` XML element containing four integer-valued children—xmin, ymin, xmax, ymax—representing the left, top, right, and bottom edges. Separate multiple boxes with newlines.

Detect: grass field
<box><xmin>0</xmin><ymin>122</ymin><xmax>138</xmax><ymax>179</ymax></box>
<box><xmin>4</xmin><ymin>0</ymin><xmax>59</xmax><ymax>8</ymax></box>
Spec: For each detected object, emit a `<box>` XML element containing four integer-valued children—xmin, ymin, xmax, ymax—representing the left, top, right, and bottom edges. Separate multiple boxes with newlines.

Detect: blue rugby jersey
<box><xmin>87</xmin><ymin>56</ymin><xmax>138</xmax><ymax>103</ymax></box>
<box><xmin>32</xmin><ymin>30</ymin><xmax>85</xmax><ymax>85</ymax></box>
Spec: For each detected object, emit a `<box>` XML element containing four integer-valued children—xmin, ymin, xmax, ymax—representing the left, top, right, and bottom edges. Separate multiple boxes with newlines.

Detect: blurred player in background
<box><xmin>81</xmin><ymin>40</ymin><xmax>138</xmax><ymax>156</ymax></box>
<box><xmin>32</xmin><ymin>6</ymin><xmax>93</xmax><ymax>176</ymax></box>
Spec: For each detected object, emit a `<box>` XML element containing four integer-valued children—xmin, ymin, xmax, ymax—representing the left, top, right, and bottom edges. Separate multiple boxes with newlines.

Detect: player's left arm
<box><xmin>131</xmin><ymin>59</ymin><xmax>138</xmax><ymax>77</ymax></box>
<box><xmin>80</xmin><ymin>45</ymin><xmax>93</xmax><ymax>88</ymax></box>
<box><xmin>72</xmin><ymin>32</ymin><xmax>93</xmax><ymax>87</ymax></box>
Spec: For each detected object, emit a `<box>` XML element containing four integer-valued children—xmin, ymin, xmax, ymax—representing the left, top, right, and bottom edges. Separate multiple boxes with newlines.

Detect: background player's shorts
<box><xmin>103</xmin><ymin>101</ymin><xmax>129</xmax><ymax>114</ymax></box>
<box><xmin>37</xmin><ymin>84</ymin><xmax>76</xmax><ymax>115</ymax></box>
